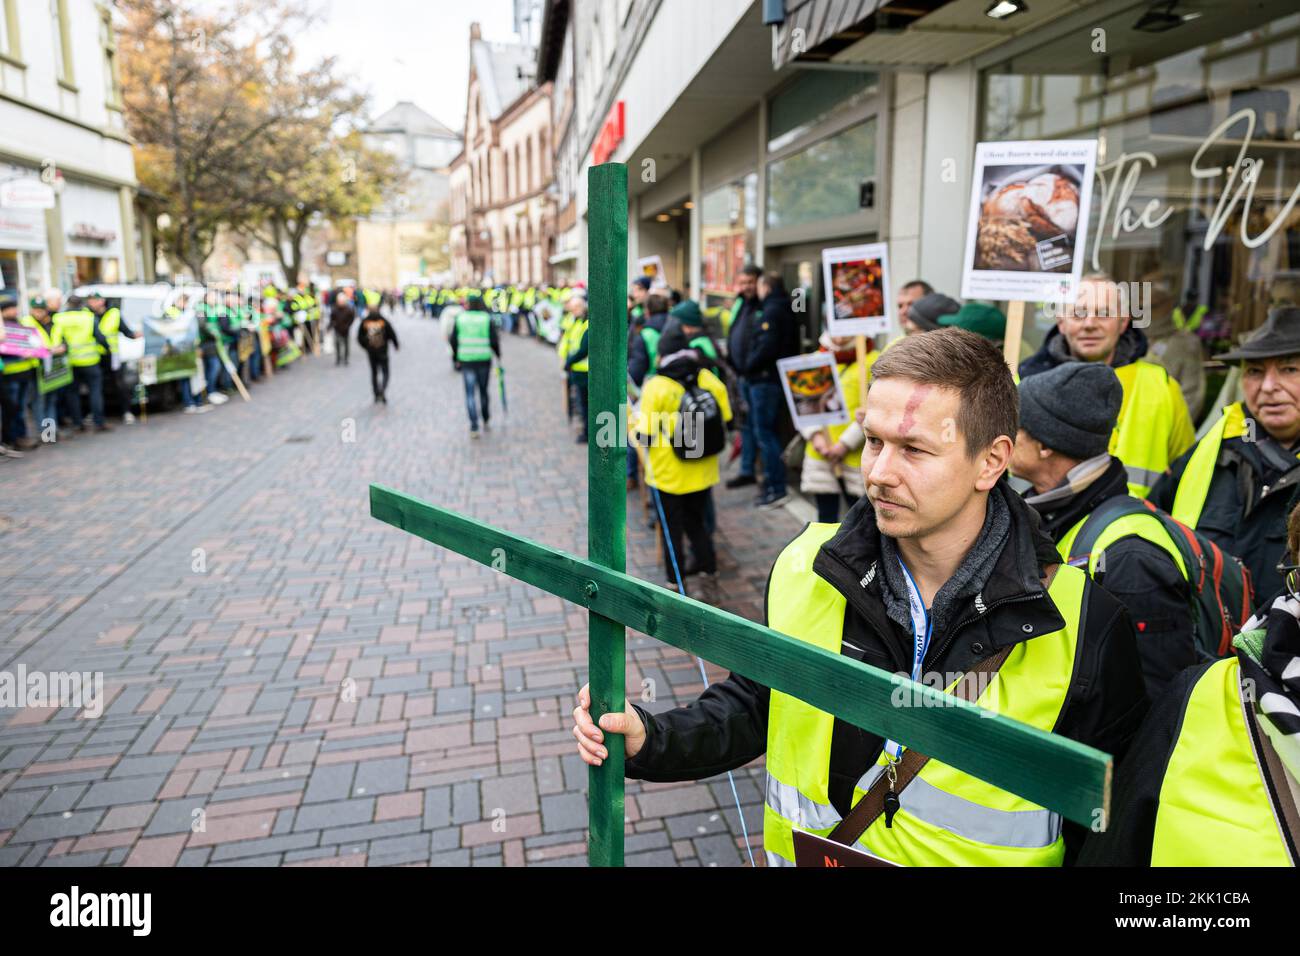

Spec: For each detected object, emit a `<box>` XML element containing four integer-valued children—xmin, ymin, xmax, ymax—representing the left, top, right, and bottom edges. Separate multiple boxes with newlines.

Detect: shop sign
<box><xmin>68</xmin><ymin>223</ymin><xmax>117</xmax><ymax>244</ymax></box>
<box><xmin>592</xmin><ymin>101</ymin><xmax>625</xmax><ymax>166</ymax></box>
<box><xmin>1092</xmin><ymin>107</ymin><xmax>1300</xmax><ymax>268</ymax></box>
<box><xmin>0</xmin><ymin>178</ymin><xmax>55</xmax><ymax>210</ymax></box>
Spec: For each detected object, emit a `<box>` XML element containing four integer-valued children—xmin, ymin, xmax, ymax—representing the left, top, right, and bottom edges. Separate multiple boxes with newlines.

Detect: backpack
<box><xmin>672</xmin><ymin>377</ymin><xmax>726</xmax><ymax>461</ymax></box>
<box><xmin>363</xmin><ymin>318</ymin><xmax>386</xmax><ymax>350</ymax></box>
<box><xmin>1066</xmin><ymin>496</ymin><xmax>1254</xmax><ymax>659</ymax></box>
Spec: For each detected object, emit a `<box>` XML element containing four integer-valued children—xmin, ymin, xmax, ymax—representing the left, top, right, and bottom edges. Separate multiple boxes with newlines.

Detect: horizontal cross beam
<box><xmin>370</xmin><ymin>483</ymin><xmax>1111</xmax><ymax>828</ymax></box>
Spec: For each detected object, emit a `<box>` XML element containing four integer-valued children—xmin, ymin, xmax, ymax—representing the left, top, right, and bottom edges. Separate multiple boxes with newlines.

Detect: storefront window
<box><xmin>700</xmin><ymin>173</ymin><xmax>757</xmax><ymax>297</ymax></box>
<box><xmin>982</xmin><ymin>3</ymin><xmax>1300</xmax><ymax>355</ymax></box>
<box><xmin>768</xmin><ymin>70</ymin><xmax>877</xmax><ymax>153</ymax></box>
<box><xmin>766</xmin><ymin>118</ymin><xmax>876</xmax><ymax>231</ymax></box>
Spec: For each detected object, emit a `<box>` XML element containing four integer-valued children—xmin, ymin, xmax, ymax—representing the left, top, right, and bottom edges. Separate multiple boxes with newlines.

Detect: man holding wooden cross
<box><xmin>573</xmin><ymin>327</ymin><xmax>1148</xmax><ymax>866</ymax></box>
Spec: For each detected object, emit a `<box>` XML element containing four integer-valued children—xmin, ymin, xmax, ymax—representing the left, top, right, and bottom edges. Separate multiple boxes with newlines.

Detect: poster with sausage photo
<box><xmin>777</xmin><ymin>352</ymin><xmax>850</xmax><ymax>431</ymax></box>
<box><xmin>961</xmin><ymin>139</ymin><xmax>1097</xmax><ymax>303</ymax></box>
<box><xmin>823</xmin><ymin>243</ymin><xmax>891</xmax><ymax>338</ymax></box>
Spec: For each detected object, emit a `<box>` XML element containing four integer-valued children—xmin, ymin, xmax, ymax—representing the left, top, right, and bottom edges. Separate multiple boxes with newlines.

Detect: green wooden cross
<box><xmin>370</xmin><ymin>163</ymin><xmax>1111</xmax><ymax>867</ymax></box>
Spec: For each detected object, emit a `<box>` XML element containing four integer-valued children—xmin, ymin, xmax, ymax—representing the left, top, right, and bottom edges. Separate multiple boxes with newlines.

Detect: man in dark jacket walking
<box><xmin>573</xmin><ymin>329</ymin><xmax>1147</xmax><ymax>867</ymax></box>
<box><xmin>1011</xmin><ymin>362</ymin><xmax>1198</xmax><ymax>699</ymax></box>
<box><xmin>727</xmin><ymin>268</ymin><xmax>798</xmax><ymax>508</ymax></box>
<box><xmin>357</xmin><ymin>309</ymin><xmax>399</xmax><ymax>403</ymax></box>
<box><xmin>330</xmin><ymin>292</ymin><xmax>356</xmax><ymax>366</ymax></box>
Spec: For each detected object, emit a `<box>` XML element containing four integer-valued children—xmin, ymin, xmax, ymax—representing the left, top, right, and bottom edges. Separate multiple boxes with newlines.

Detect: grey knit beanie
<box><xmin>1018</xmin><ymin>362</ymin><xmax>1122</xmax><ymax>460</ymax></box>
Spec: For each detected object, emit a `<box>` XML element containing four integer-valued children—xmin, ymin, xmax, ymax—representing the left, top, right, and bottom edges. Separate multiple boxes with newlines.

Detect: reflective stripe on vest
<box><xmin>1151</xmin><ymin>657</ymin><xmax>1293</xmax><ymax>866</ymax></box>
<box><xmin>1170</xmin><ymin>403</ymin><xmax>1246</xmax><ymax>530</ymax></box>
<box><xmin>763</xmin><ymin>523</ymin><xmax>1081</xmax><ymax>867</ymax></box>
<box><xmin>455</xmin><ymin>311</ymin><xmax>492</xmax><ymax>362</ymax></box>
<box><xmin>54</xmin><ymin>310</ymin><xmax>100</xmax><ymax>367</ymax></box>
<box><xmin>1112</xmin><ymin>360</ymin><xmax>1189</xmax><ymax>497</ymax></box>
<box><xmin>1057</xmin><ymin>504</ymin><xmax>1188</xmax><ymax>580</ymax></box>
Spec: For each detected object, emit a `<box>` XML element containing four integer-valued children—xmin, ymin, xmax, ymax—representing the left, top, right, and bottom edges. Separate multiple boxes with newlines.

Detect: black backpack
<box><xmin>1066</xmin><ymin>496</ymin><xmax>1255</xmax><ymax>659</ymax></box>
<box><xmin>673</xmin><ymin>378</ymin><xmax>727</xmax><ymax>461</ymax></box>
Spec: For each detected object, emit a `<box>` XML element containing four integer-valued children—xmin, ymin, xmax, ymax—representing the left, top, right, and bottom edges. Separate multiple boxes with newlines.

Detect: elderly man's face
<box><xmin>1243</xmin><ymin>355</ymin><xmax>1300</xmax><ymax>445</ymax></box>
<box><xmin>1059</xmin><ymin>279</ymin><xmax>1130</xmax><ymax>362</ymax></box>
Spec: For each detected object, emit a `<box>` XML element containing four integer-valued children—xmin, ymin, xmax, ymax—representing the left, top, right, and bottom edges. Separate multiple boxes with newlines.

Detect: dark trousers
<box><xmin>367</xmin><ymin>351</ymin><xmax>389</xmax><ymax>398</ymax></box>
<box><xmin>656</xmin><ymin>487</ymin><xmax>716</xmax><ymax>582</ymax></box>
<box><xmin>334</xmin><ymin>329</ymin><xmax>350</xmax><ymax>365</ymax></box>
<box><xmin>100</xmin><ymin>356</ymin><xmax>128</xmax><ymax>415</ymax></box>
<box><xmin>740</xmin><ymin>378</ymin><xmax>786</xmax><ymax>496</ymax></box>
<box><xmin>71</xmin><ymin>363</ymin><xmax>105</xmax><ymax>427</ymax></box>
<box><xmin>462</xmin><ymin>362</ymin><xmax>491</xmax><ymax>429</ymax></box>
<box><xmin>570</xmin><ymin>371</ymin><xmax>588</xmax><ymax>438</ymax></box>
<box><xmin>1</xmin><ymin>370</ymin><xmax>34</xmax><ymax>443</ymax></box>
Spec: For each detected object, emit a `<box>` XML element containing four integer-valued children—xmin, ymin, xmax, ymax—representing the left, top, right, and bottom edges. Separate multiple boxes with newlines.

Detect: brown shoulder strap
<box><xmin>1242</xmin><ymin>690</ymin><xmax>1300</xmax><ymax>866</ymax></box>
<box><xmin>826</xmin><ymin>646</ymin><xmax>1013</xmax><ymax>848</ymax></box>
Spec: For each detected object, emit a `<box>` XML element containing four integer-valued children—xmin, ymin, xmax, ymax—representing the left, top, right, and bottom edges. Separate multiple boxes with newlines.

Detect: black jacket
<box><xmin>728</xmin><ymin>292</ymin><xmax>798</xmax><ymax>381</ymax></box>
<box><xmin>1149</xmin><ymin>427</ymin><xmax>1300</xmax><ymax>598</ymax></box>
<box><xmin>357</xmin><ymin>315</ymin><xmax>400</xmax><ymax>355</ymax></box>
<box><xmin>628</xmin><ymin>312</ymin><xmax>668</xmax><ymax>386</ymax></box>
<box><xmin>1027</xmin><ymin>457</ymin><xmax>1199</xmax><ymax>700</ymax></box>
<box><xmin>626</xmin><ymin>485</ymin><xmax>1149</xmax><ymax>862</ymax></box>
<box><xmin>1019</xmin><ymin>324</ymin><xmax>1151</xmax><ymax>380</ymax></box>
<box><xmin>1076</xmin><ymin>657</ymin><xmax>1219</xmax><ymax>866</ymax></box>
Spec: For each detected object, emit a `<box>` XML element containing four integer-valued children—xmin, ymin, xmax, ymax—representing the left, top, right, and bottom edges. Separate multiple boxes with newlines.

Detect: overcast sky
<box><xmin>295</xmin><ymin>0</ymin><xmax>521</xmax><ymax>133</ymax></box>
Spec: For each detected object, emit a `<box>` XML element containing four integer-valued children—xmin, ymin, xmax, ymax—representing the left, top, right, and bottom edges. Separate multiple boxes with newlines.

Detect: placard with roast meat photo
<box><xmin>777</xmin><ymin>352</ymin><xmax>850</xmax><ymax>431</ymax></box>
<box><xmin>961</xmin><ymin>140</ymin><xmax>1097</xmax><ymax>303</ymax></box>
<box><xmin>822</xmin><ymin>241</ymin><xmax>892</xmax><ymax>337</ymax></box>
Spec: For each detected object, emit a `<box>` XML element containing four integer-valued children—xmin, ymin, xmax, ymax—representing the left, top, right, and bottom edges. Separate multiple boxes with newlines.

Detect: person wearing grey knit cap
<box><xmin>1012</xmin><ymin>361</ymin><xmax>1196</xmax><ymax>698</ymax></box>
<box><xmin>901</xmin><ymin>292</ymin><xmax>960</xmax><ymax>335</ymax></box>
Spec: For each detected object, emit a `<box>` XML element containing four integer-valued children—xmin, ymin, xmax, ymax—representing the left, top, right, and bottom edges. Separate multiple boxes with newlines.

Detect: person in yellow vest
<box><xmin>449</xmin><ymin>295</ymin><xmax>500</xmax><ymax>438</ymax></box>
<box><xmin>1012</xmin><ymin>362</ymin><xmax>1199</xmax><ymax>699</ymax></box>
<box><xmin>562</xmin><ymin>292</ymin><xmax>590</xmax><ymax>443</ymax></box>
<box><xmin>1019</xmin><ymin>273</ymin><xmax>1194</xmax><ymax>497</ymax></box>
<box><xmin>1080</xmin><ymin>499</ymin><xmax>1300</xmax><ymax>867</ymax></box>
<box><xmin>632</xmin><ymin>321</ymin><xmax>733</xmax><ymax>604</ymax></box>
<box><xmin>1</xmin><ymin>295</ymin><xmax>40</xmax><ymax>452</ymax></box>
<box><xmin>88</xmin><ymin>290</ymin><xmax>140</xmax><ymax>425</ymax></box>
<box><xmin>574</xmin><ymin>328</ymin><xmax>1148</xmax><ymax>867</ymax></box>
<box><xmin>1150</xmin><ymin>308</ymin><xmax>1300</xmax><ymax>599</ymax></box>
<box><xmin>52</xmin><ymin>295</ymin><xmax>110</xmax><ymax>432</ymax></box>
<box><xmin>799</xmin><ymin>333</ymin><xmax>875</xmax><ymax>523</ymax></box>
<box><xmin>18</xmin><ymin>296</ymin><xmax>71</xmax><ymax>440</ymax></box>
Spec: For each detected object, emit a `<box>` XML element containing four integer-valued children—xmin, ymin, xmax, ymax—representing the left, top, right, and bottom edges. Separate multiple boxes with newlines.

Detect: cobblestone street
<box><xmin>0</xmin><ymin>312</ymin><xmax>803</xmax><ymax>867</ymax></box>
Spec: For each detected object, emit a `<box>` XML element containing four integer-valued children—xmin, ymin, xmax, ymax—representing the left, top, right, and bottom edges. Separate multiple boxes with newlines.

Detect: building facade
<box><xmin>354</xmin><ymin>101</ymin><xmax>462</xmax><ymax>288</ymax></box>
<box><xmin>449</xmin><ymin>22</ymin><xmax>555</xmax><ymax>286</ymax></box>
<box><xmin>0</xmin><ymin>0</ymin><xmax>141</xmax><ymax>301</ymax></box>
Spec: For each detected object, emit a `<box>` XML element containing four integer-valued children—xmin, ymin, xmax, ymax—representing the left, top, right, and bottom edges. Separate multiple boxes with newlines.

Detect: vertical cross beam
<box><xmin>586</xmin><ymin>163</ymin><xmax>629</xmax><ymax>867</ymax></box>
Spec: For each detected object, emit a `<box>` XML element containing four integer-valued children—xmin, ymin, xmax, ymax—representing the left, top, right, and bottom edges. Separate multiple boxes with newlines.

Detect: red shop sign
<box><xmin>592</xmin><ymin>101</ymin><xmax>625</xmax><ymax>166</ymax></box>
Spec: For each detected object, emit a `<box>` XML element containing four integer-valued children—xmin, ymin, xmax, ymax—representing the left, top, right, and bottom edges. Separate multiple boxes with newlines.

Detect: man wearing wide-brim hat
<box><xmin>1151</xmin><ymin>308</ymin><xmax>1300</xmax><ymax>596</ymax></box>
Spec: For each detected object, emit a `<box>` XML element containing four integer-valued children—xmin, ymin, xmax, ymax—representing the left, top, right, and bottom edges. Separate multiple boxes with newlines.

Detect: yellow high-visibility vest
<box><xmin>1110</xmin><ymin>360</ymin><xmax>1195</xmax><ymax>497</ymax></box>
<box><xmin>52</xmin><ymin>309</ymin><xmax>100</xmax><ymax>367</ymax></box>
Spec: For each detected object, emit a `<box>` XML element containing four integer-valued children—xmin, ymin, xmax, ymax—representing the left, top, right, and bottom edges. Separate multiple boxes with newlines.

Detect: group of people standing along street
<box><xmin>566</xmin><ymin>264</ymin><xmax>1300</xmax><ymax>869</ymax></box>
<box><xmin>0</xmin><ymin>289</ymin><xmax>139</xmax><ymax>456</ymax></box>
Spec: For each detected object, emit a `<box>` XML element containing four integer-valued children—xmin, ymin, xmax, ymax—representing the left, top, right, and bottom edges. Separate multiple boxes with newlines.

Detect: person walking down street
<box><xmin>574</xmin><ymin>328</ymin><xmax>1147</xmax><ymax>867</ymax></box>
<box><xmin>1012</xmin><ymin>362</ymin><xmax>1201</xmax><ymax>700</ymax></box>
<box><xmin>357</xmin><ymin>308</ymin><xmax>399</xmax><ymax>404</ymax></box>
<box><xmin>450</xmin><ymin>295</ymin><xmax>501</xmax><ymax>439</ymax></box>
<box><xmin>563</xmin><ymin>292</ymin><xmax>591</xmax><ymax>444</ymax></box>
<box><xmin>1019</xmin><ymin>273</ymin><xmax>1194</xmax><ymax>497</ymax></box>
<box><xmin>1150</xmin><ymin>309</ymin><xmax>1300</xmax><ymax>598</ymax></box>
<box><xmin>330</xmin><ymin>292</ymin><xmax>356</xmax><ymax>367</ymax></box>
<box><xmin>632</xmin><ymin>321</ymin><xmax>732</xmax><ymax>604</ymax></box>
<box><xmin>728</xmin><ymin>269</ymin><xmax>800</xmax><ymax>509</ymax></box>
<box><xmin>52</xmin><ymin>295</ymin><xmax>110</xmax><ymax>432</ymax></box>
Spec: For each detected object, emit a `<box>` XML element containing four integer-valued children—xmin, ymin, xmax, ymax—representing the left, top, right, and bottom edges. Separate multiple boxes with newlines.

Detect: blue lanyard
<box><xmin>884</xmin><ymin>557</ymin><xmax>931</xmax><ymax>762</ymax></box>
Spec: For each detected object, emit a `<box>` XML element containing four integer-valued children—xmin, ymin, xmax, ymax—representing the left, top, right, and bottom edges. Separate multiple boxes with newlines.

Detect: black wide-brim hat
<box><xmin>1219</xmin><ymin>307</ymin><xmax>1300</xmax><ymax>361</ymax></box>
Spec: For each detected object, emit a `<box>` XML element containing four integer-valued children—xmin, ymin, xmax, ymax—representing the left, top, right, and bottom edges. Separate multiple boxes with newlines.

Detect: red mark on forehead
<box><xmin>898</xmin><ymin>384</ymin><xmax>932</xmax><ymax>437</ymax></box>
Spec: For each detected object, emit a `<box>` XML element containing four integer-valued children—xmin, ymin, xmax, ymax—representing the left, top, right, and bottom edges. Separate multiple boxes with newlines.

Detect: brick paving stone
<box><xmin>0</xmin><ymin>314</ymin><xmax>796</xmax><ymax>867</ymax></box>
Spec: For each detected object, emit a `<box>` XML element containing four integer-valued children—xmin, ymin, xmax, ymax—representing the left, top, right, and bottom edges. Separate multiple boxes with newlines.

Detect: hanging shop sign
<box><xmin>592</xmin><ymin>101</ymin><xmax>626</xmax><ymax>166</ymax></box>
